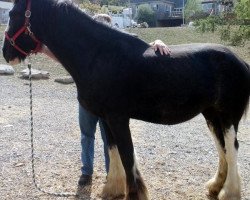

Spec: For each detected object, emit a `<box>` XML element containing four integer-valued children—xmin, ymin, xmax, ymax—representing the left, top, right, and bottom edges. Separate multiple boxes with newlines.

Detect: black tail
<box><xmin>244</xmin><ymin>61</ymin><xmax>250</xmax><ymax>117</ymax></box>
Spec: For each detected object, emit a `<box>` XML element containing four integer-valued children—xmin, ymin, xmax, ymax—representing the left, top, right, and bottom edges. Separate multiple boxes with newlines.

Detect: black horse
<box><xmin>2</xmin><ymin>0</ymin><xmax>250</xmax><ymax>199</ymax></box>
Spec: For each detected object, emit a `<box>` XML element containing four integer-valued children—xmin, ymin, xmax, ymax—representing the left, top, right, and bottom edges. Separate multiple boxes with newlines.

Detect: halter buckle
<box><xmin>10</xmin><ymin>38</ymin><xmax>15</xmax><ymax>46</ymax></box>
<box><xmin>26</xmin><ymin>25</ymin><xmax>33</xmax><ymax>35</ymax></box>
<box><xmin>25</xmin><ymin>10</ymin><xmax>31</xmax><ymax>18</ymax></box>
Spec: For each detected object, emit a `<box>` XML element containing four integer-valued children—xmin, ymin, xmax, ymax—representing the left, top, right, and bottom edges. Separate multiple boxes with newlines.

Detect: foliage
<box><xmin>220</xmin><ymin>0</ymin><xmax>250</xmax><ymax>46</ymax></box>
<box><xmin>194</xmin><ymin>16</ymin><xmax>223</xmax><ymax>33</ymax></box>
<box><xmin>235</xmin><ymin>0</ymin><xmax>250</xmax><ymax>21</ymax></box>
<box><xmin>135</xmin><ymin>4</ymin><xmax>155</xmax><ymax>27</ymax></box>
<box><xmin>76</xmin><ymin>0</ymin><xmax>127</xmax><ymax>6</ymax></box>
<box><xmin>220</xmin><ymin>25</ymin><xmax>250</xmax><ymax>46</ymax></box>
<box><xmin>235</xmin><ymin>0</ymin><xmax>250</xmax><ymax>40</ymax></box>
<box><xmin>100</xmin><ymin>5</ymin><xmax>109</xmax><ymax>13</ymax></box>
<box><xmin>194</xmin><ymin>0</ymin><xmax>250</xmax><ymax>46</ymax></box>
<box><xmin>230</xmin><ymin>31</ymin><xmax>245</xmax><ymax>46</ymax></box>
<box><xmin>100</xmin><ymin>5</ymin><xmax>124</xmax><ymax>14</ymax></box>
<box><xmin>79</xmin><ymin>1</ymin><xmax>101</xmax><ymax>14</ymax></box>
<box><xmin>99</xmin><ymin>0</ymin><xmax>127</xmax><ymax>6</ymax></box>
<box><xmin>220</xmin><ymin>25</ymin><xmax>230</xmax><ymax>41</ymax></box>
<box><xmin>184</xmin><ymin>0</ymin><xmax>203</xmax><ymax>23</ymax></box>
<box><xmin>188</xmin><ymin>11</ymin><xmax>209</xmax><ymax>21</ymax></box>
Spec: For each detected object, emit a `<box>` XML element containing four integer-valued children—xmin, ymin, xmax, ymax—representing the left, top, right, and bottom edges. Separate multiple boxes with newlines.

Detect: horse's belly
<box><xmin>131</xmin><ymin>106</ymin><xmax>202</xmax><ymax>125</ymax></box>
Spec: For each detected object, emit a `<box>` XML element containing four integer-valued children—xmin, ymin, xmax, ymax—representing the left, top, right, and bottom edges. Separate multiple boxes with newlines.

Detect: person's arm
<box><xmin>150</xmin><ymin>40</ymin><xmax>171</xmax><ymax>55</ymax></box>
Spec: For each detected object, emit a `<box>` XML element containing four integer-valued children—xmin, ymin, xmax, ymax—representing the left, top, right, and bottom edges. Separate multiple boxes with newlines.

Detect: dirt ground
<box><xmin>0</xmin><ymin>56</ymin><xmax>250</xmax><ymax>200</ymax></box>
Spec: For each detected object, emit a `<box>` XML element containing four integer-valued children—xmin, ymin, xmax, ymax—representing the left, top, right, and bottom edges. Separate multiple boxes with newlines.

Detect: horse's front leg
<box><xmin>105</xmin><ymin>117</ymin><xmax>149</xmax><ymax>200</ymax></box>
<box><xmin>101</xmin><ymin>120</ymin><xmax>126</xmax><ymax>199</ymax></box>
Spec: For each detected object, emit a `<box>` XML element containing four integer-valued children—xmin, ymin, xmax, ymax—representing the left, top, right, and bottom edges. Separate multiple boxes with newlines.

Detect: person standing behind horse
<box><xmin>39</xmin><ymin>13</ymin><xmax>171</xmax><ymax>187</ymax></box>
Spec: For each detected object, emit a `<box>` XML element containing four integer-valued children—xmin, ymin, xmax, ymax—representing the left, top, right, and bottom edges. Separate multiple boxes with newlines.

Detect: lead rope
<box><xmin>28</xmin><ymin>60</ymin><xmax>77</xmax><ymax>197</ymax></box>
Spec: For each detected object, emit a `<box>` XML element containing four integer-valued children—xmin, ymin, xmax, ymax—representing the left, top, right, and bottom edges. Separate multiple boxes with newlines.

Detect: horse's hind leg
<box><xmin>105</xmin><ymin>117</ymin><xmax>149</xmax><ymax>200</ymax></box>
<box><xmin>203</xmin><ymin>110</ymin><xmax>241</xmax><ymax>200</ymax></box>
<box><xmin>218</xmin><ymin>125</ymin><xmax>241</xmax><ymax>200</ymax></box>
<box><xmin>203</xmin><ymin>112</ymin><xmax>228</xmax><ymax>197</ymax></box>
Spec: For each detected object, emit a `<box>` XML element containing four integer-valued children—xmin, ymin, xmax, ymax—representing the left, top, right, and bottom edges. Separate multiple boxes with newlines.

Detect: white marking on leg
<box><xmin>206</xmin><ymin>125</ymin><xmax>227</xmax><ymax>196</ymax></box>
<box><xmin>132</xmin><ymin>152</ymin><xmax>139</xmax><ymax>180</ymax></box>
<box><xmin>131</xmin><ymin>152</ymin><xmax>149</xmax><ymax>200</ymax></box>
<box><xmin>102</xmin><ymin>146</ymin><xmax>126</xmax><ymax>199</ymax></box>
<box><xmin>218</xmin><ymin>127</ymin><xmax>241</xmax><ymax>200</ymax></box>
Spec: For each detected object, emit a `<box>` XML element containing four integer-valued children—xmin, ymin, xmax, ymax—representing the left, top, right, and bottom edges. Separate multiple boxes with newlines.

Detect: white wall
<box><xmin>0</xmin><ymin>1</ymin><xmax>12</xmax><ymax>24</ymax></box>
<box><xmin>111</xmin><ymin>8</ymin><xmax>132</xmax><ymax>29</ymax></box>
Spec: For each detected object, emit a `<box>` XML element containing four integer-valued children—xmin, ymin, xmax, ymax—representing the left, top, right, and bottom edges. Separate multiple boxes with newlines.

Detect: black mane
<box><xmin>33</xmin><ymin>0</ymin><xmax>148</xmax><ymax>50</ymax></box>
<box><xmin>29</xmin><ymin>0</ymin><xmax>150</xmax><ymax>81</ymax></box>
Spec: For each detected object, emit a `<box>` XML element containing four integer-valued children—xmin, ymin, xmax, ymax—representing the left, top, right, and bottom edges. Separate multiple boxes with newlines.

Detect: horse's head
<box><xmin>2</xmin><ymin>0</ymin><xmax>42</xmax><ymax>65</ymax></box>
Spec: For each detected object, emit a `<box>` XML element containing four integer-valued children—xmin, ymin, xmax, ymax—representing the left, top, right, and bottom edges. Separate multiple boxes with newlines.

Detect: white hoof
<box><xmin>102</xmin><ymin>146</ymin><xmax>126</xmax><ymax>199</ymax></box>
<box><xmin>101</xmin><ymin>175</ymin><xmax>126</xmax><ymax>199</ymax></box>
<box><xmin>205</xmin><ymin>177</ymin><xmax>224</xmax><ymax>197</ymax></box>
<box><xmin>218</xmin><ymin>188</ymin><xmax>241</xmax><ymax>200</ymax></box>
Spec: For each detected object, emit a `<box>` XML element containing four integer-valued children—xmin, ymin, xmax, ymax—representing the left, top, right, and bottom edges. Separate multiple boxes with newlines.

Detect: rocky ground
<box><xmin>0</xmin><ymin>56</ymin><xmax>249</xmax><ymax>200</ymax></box>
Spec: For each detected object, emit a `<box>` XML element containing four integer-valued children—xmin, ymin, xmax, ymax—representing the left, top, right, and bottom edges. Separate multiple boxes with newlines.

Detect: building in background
<box><xmin>0</xmin><ymin>1</ymin><xmax>12</xmax><ymax>24</ymax></box>
<box><xmin>130</xmin><ymin>0</ymin><xmax>186</xmax><ymax>27</ymax></box>
<box><xmin>111</xmin><ymin>8</ymin><xmax>134</xmax><ymax>28</ymax></box>
<box><xmin>201</xmin><ymin>0</ymin><xmax>234</xmax><ymax>15</ymax></box>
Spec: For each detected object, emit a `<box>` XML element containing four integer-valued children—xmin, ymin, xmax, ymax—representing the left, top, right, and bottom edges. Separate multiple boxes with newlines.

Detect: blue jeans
<box><xmin>79</xmin><ymin>104</ymin><xmax>109</xmax><ymax>176</ymax></box>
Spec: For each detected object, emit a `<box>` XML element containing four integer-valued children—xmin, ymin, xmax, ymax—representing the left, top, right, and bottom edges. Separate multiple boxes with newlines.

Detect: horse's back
<box><xmin>109</xmin><ymin>44</ymin><xmax>248</xmax><ymax>122</ymax></box>
<box><xmin>79</xmin><ymin>41</ymin><xmax>249</xmax><ymax>124</ymax></box>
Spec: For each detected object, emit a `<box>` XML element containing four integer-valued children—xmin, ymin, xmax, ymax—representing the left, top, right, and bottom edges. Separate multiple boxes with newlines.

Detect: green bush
<box><xmin>240</xmin><ymin>25</ymin><xmax>250</xmax><ymax>40</ymax></box>
<box><xmin>194</xmin><ymin>0</ymin><xmax>250</xmax><ymax>46</ymax></box>
<box><xmin>219</xmin><ymin>25</ymin><xmax>250</xmax><ymax>46</ymax></box>
<box><xmin>136</xmin><ymin>4</ymin><xmax>156</xmax><ymax>27</ymax></box>
<box><xmin>195</xmin><ymin>16</ymin><xmax>222</xmax><ymax>33</ymax></box>
<box><xmin>230</xmin><ymin>31</ymin><xmax>244</xmax><ymax>46</ymax></box>
<box><xmin>184</xmin><ymin>0</ymin><xmax>202</xmax><ymax>23</ymax></box>
<box><xmin>220</xmin><ymin>25</ymin><xmax>230</xmax><ymax>42</ymax></box>
<box><xmin>189</xmin><ymin>11</ymin><xmax>209</xmax><ymax>21</ymax></box>
<box><xmin>79</xmin><ymin>2</ymin><xmax>101</xmax><ymax>14</ymax></box>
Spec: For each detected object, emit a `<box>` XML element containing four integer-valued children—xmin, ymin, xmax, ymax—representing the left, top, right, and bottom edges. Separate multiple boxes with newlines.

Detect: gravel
<box><xmin>0</xmin><ymin>64</ymin><xmax>249</xmax><ymax>200</ymax></box>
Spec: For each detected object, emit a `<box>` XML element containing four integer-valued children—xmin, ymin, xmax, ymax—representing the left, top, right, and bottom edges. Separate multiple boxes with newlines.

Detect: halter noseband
<box><xmin>5</xmin><ymin>0</ymin><xmax>42</xmax><ymax>56</ymax></box>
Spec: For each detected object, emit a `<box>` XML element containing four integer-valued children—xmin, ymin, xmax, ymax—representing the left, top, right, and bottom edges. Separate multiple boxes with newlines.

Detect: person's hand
<box><xmin>150</xmin><ymin>40</ymin><xmax>171</xmax><ymax>55</ymax></box>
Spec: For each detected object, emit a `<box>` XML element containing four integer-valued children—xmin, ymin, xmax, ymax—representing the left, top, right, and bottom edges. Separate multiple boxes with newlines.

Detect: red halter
<box><xmin>5</xmin><ymin>0</ymin><xmax>42</xmax><ymax>56</ymax></box>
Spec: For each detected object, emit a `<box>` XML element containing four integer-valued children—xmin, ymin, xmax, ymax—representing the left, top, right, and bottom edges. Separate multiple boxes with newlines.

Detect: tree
<box><xmin>79</xmin><ymin>1</ymin><xmax>101</xmax><ymax>15</ymax></box>
<box><xmin>194</xmin><ymin>0</ymin><xmax>250</xmax><ymax>46</ymax></box>
<box><xmin>235</xmin><ymin>0</ymin><xmax>250</xmax><ymax>22</ymax></box>
<box><xmin>219</xmin><ymin>0</ymin><xmax>250</xmax><ymax>45</ymax></box>
<box><xmin>75</xmin><ymin>0</ymin><xmax>127</xmax><ymax>6</ymax></box>
<box><xmin>232</xmin><ymin>0</ymin><xmax>250</xmax><ymax>44</ymax></box>
<box><xmin>136</xmin><ymin>4</ymin><xmax>155</xmax><ymax>27</ymax></box>
<box><xmin>184</xmin><ymin>0</ymin><xmax>202</xmax><ymax>22</ymax></box>
<box><xmin>100</xmin><ymin>0</ymin><xmax>127</xmax><ymax>6</ymax></box>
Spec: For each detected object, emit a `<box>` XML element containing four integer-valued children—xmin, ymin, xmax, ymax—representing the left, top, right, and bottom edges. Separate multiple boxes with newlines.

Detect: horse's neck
<box><xmin>32</xmin><ymin>0</ymin><xmax>149</xmax><ymax>80</ymax></box>
<box><xmin>33</xmin><ymin>1</ymin><xmax>99</xmax><ymax>73</ymax></box>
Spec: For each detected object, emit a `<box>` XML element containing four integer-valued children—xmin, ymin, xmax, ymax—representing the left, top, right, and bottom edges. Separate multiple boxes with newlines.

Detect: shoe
<box><xmin>78</xmin><ymin>174</ymin><xmax>92</xmax><ymax>186</ymax></box>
